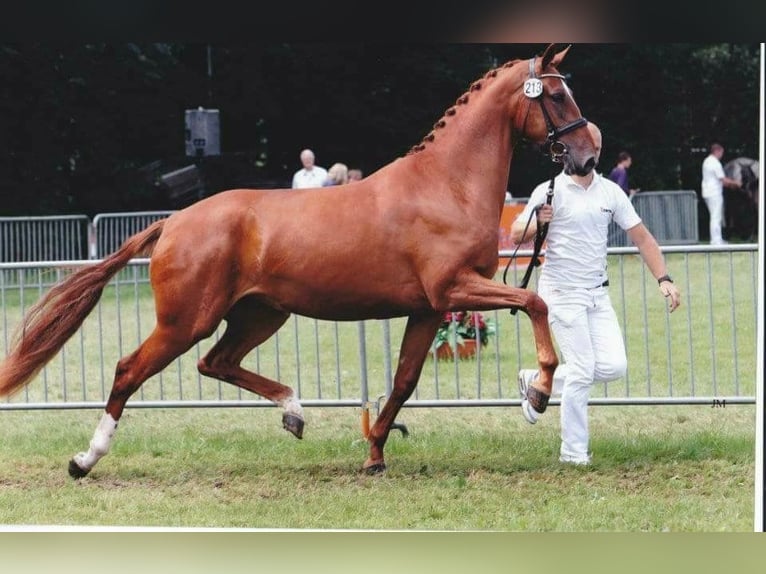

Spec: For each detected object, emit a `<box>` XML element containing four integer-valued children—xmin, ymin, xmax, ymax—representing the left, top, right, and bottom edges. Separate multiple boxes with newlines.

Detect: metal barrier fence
<box><xmin>0</xmin><ymin>215</ymin><xmax>91</xmax><ymax>263</ymax></box>
<box><xmin>608</xmin><ymin>190</ymin><xmax>699</xmax><ymax>247</ymax></box>
<box><xmin>91</xmin><ymin>211</ymin><xmax>175</xmax><ymax>259</ymax></box>
<box><xmin>3</xmin><ymin>193</ymin><xmax>698</xmax><ymax>261</ymax></box>
<box><xmin>1</xmin><ymin>244</ymin><xmax>757</xmax><ymax>414</ymax></box>
<box><xmin>1</xmin><ymin>212</ymin><xmax>176</xmax><ymax>264</ymax></box>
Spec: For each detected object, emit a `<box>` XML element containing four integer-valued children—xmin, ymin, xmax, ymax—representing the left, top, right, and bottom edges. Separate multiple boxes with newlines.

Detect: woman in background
<box><xmin>323</xmin><ymin>163</ymin><xmax>349</xmax><ymax>186</ymax></box>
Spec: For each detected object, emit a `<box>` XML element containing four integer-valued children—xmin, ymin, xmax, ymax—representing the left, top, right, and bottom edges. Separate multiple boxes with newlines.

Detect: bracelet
<box><xmin>657</xmin><ymin>274</ymin><xmax>673</xmax><ymax>285</ymax></box>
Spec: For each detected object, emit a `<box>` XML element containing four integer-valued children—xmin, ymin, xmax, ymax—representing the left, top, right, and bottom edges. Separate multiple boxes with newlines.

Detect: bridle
<box><xmin>505</xmin><ymin>58</ymin><xmax>588</xmax><ymax>313</ymax></box>
<box><xmin>524</xmin><ymin>57</ymin><xmax>588</xmax><ymax>162</ymax></box>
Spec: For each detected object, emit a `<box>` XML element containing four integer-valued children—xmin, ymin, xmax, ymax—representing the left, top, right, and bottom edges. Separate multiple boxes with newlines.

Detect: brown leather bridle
<box><xmin>526</xmin><ymin>57</ymin><xmax>588</xmax><ymax>162</ymax></box>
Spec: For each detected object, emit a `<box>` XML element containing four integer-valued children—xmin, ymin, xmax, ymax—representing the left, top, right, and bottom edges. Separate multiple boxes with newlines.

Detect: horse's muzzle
<box><xmin>563</xmin><ymin>155</ymin><xmax>597</xmax><ymax>177</ymax></box>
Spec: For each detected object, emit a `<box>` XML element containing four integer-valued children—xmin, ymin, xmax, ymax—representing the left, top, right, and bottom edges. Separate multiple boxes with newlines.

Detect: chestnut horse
<box><xmin>0</xmin><ymin>44</ymin><xmax>596</xmax><ymax>477</ymax></box>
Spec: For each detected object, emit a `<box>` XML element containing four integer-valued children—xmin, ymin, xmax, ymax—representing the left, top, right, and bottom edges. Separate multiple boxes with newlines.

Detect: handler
<box><xmin>511</xmin><ymin>122</ymin><xmax>681</xmax><ymax>465</ymax></box>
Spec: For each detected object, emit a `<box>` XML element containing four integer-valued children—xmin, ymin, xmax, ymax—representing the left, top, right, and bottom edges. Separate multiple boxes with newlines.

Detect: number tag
<box><xmin>524</xmin><ymin>78</ymin><xmax>543</xmax><ymax>99</ymax></box>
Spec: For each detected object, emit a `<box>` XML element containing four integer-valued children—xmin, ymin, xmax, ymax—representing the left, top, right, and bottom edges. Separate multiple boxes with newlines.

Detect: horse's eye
<box><xmin>550</xmin><ymin>92</ymin><xmax>565</xmax><ymax>103</ymax></box>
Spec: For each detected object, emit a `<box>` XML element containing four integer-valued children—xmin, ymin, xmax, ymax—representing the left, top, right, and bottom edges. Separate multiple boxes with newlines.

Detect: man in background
<box><xmin>291</xmin><ymin>149</ymin><xmax>328</xmax><ymax>189</ymax></box>
<box><xmin>608</xmin><ymin>151</ymin><xmax>638</xmax><ymax>197</ymax></box>
<box><xmin>701</xmin><ymin>143</ymin><xmax>740</xmax><ymax>245</ymax></box>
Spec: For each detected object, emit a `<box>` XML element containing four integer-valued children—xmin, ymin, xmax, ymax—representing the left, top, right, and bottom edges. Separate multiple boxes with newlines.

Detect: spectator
<box><xmin>701</xmin><ymin>143</ymin><xmax>740</xmax><ymax>245</ymax></box>
<box><xmin>323</xmin><ymin>162</ymin><xmax>349</xmax><ymax>186</ymax></box>
<box><xmin>511</xmin><ymin>122</ymin><xmax>681</xmax><ymax>466</ymax></box>
<box><xmin>348</xmin><ymin>168</ymin><xmax>364</xmax><ymax>182</ymax></box>
<box><xmin>608</xmin><ymin>151</ymin><xmax>638</xmax><ymax>197</ymax></box>
<box><xmin>291</xmin><ymin>149</ymin><xmax>328</xmax><ymax>189</ymax></box>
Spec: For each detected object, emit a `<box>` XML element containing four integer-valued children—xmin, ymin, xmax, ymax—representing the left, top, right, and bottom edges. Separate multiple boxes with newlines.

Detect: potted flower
<box><xmin>431</xmin><ymin>311</ymin><xmax>496</xmax><ymax>360</ymax></box>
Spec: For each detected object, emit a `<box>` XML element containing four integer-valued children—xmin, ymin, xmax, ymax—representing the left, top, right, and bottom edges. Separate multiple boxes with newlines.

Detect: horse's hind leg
<box><xmin>197</xmin><ymin>297</ymin><xmax>304</xmax><ymax>438</ymax></box>
<box><xmin>68</xmin><ymin>326</ymin><xmax>196</xmax><ymax>478</ymax></box>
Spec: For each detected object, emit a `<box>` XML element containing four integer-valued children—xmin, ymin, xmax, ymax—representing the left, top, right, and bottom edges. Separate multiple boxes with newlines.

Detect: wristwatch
<box><xmin>657</xmin><ymin>274</ymin><xmax>673</xmax><ymax>285</ymax></box>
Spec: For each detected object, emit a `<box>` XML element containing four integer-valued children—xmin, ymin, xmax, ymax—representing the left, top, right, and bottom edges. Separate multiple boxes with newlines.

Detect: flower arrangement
<box><xmin>431</xmin><ymin>311</ymin><xmax>496</xmax><ymax>353</ymax></box>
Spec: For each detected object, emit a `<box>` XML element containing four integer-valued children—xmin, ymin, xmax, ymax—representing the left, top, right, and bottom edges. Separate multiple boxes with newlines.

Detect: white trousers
<box><xmin>538</xmin><ymin>280</ymin><xmax>628</xmax><ymax>462</ymax></box>
<box><xmin>704</xmin><ymin>194</ymin><xmax>725</xmax><ymax>245</ymax></box>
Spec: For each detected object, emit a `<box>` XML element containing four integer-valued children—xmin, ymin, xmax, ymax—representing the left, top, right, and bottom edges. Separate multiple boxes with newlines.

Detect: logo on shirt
<box><xmin>600</xmin><ymin>207</ymin><xmax>613</xmax><ymax>214</ymax></box>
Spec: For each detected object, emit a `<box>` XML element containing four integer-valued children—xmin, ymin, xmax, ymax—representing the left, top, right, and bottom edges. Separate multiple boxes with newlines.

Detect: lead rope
<box><xmin>504</xmin><ymin>172</ymin><xmax>556</xmax><ymax>315</ymax></box>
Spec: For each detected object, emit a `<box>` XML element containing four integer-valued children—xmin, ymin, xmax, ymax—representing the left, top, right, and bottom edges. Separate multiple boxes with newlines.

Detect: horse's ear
<box><xmin>542</xmin><ymin>43</ymin><xmax>571</xmax><ymax>69</ymax></box>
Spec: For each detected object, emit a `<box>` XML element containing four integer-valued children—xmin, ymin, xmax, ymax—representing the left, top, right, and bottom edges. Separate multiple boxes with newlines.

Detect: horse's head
<box><xmin>725</xmin><ymin>157</ymin><xmax>760</xmax><ymax>197</ymax></box>
<box><xmin>515</xmin><ymin>44</ymin><xmax>597</xmax><ymax>176</ymax></box>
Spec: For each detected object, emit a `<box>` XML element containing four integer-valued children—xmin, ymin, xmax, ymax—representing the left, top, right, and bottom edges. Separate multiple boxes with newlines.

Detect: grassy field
<box><xmin>0</xmin><ymin>249</ymin><xmax>759</xmax><ymax>531</ymax></box>
<box><xmin>0</xmin><ymin>403</ymin><xmax>755</xmax><ymax>531</ymax></box>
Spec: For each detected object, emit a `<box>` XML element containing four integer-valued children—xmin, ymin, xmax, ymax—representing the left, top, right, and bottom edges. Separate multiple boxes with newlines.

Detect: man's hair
<box><xmin>617</xmin><ymin>151</ymin><xmax>631</xmax><ymax>163</ymax></box>
<box><xmin>710</xmin><ymin>143</ymin><xmax>724</xmax><ymax>154</ymax></box>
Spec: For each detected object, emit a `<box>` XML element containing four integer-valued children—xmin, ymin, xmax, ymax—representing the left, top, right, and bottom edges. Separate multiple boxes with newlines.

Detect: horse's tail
<box><xmin>0</xmin><ymin>219</ymin><xmax>167</xmax><ymax>398</ymax></box>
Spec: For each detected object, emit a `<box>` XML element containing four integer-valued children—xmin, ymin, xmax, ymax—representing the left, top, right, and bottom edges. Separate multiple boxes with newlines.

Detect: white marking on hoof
<box><xmin>74</xmin><ymin>413</ymin><xmax>118</xmax><ymax>471</ymax></box>
<box><xmin>280</xmin><ymin>396</ymin><xmax>304</xmax><ymax>419</ymax></box>
<box><xmin>72</xmin><ymin>452</ymin><xmax>91</xmax><ymax>472</ymax></box>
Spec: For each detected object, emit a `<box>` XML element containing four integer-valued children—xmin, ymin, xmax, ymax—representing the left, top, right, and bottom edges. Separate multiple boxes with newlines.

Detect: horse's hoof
<box><xmin>362</xmin><ymin>461</ymin><xmax>387</xmax><ymax>475</ymax></box>
<box><xmin>68</xmin><ymin>459</ymin><xmax>90</xmax><ymax>479</ymax></box>
<box><xmin>526</xmin><ymin>385</ymin><xmax>550</xmax><ymax>414</ymax></box>
<box><xmin>282</xmin><ymin>413</ymin><xmax>304</xmax><ymax>439</ymax></box>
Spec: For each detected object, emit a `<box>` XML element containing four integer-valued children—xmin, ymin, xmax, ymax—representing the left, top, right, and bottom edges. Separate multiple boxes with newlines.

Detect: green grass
<box><xmin>0</xmin><ymin>404</ymin><xmax>755</xmax><ymax>530</ymax></box>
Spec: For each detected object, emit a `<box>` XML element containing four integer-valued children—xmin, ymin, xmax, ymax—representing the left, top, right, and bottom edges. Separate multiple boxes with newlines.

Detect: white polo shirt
<box><xmin>292</xmin><ymin>166</ymin><xmax>328</xmax><ymax>189</ymax></box>
<box><xmin>516</xmin><ymin>171</ymin><xmax>642</xmax><ymax>289</ymax></box>
<box><xmin>701</xmin><ymin>154</ymin><xmax>725</xmax><ymax>199</ymax></box>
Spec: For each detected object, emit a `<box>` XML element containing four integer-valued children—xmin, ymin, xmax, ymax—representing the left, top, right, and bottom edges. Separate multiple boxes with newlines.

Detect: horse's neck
<box><xmin>410</xmin><ymin>86</ymin><xmax>516</xmax><ymax>220</ymax></box>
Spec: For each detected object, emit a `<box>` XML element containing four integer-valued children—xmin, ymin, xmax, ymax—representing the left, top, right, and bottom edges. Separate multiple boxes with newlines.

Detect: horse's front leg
<box><xmin>444</xmin><ymin>275</ymin><xmax>559</xmax><ymax>413</ymax></box>
<box><xmin>362</xmin><ymin>312</ymin><xmax>442</xmax><ymax>474</ymax></box>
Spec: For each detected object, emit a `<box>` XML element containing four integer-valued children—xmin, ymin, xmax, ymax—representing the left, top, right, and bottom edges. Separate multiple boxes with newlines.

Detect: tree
<box><xmin>0</xmin><ymin>44</ymin><xmax>760</xmax><ymax>216</ymax></box>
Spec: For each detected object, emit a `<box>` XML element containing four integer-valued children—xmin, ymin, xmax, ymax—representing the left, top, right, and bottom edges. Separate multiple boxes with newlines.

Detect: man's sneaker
<box><xmin>517</xmin><ymin>369</ymin><xmax>539</xmax><ymax>398</ymax></box>
<box><xmin>559</xmin><ymin>454</ymin><xmax>592</xmax><ymax>466</ymax></box>
<box><xmin>517</xmin><ymin>369</ymin><xmax>540</xmax><ymax>425</ymax></box>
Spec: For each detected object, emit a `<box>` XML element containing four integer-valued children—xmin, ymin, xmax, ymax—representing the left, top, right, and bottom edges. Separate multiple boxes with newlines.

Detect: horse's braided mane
<box><xmin>406</xmin><ymin>58</ymin><xmax>523</xmax><ymax>156</ymax></box>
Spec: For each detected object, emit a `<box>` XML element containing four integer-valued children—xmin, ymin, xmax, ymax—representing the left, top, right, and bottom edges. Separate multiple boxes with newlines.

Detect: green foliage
<box><xmin>431</xmin><ymin>311</ymin><xmax>497</xmax><ymax>351</ymax></box>
<box><xmin>0</xmin><ymin>44</ymin><xmax>759</xmax><ymax>216</ymax></box>
<box><xmin>0</xmin><ymin>44</ymin><xmax>194</xmax><ymax>215</ymax></box>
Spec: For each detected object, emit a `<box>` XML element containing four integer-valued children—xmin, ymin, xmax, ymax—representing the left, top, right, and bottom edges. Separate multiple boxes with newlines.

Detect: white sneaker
<box><xmin>559</xmin><ymin>454</ymin><xmax>592</xmax><ymax>466</ymax></box>
<box><xmin>517</xmin><ymin>369</ymin><xmax>540</xmax><ymax>425</ymax></box>
<box><xmin>517</xmin><ymin>369</ymin><xmax>539</xmax><ymax>398</ymax></box>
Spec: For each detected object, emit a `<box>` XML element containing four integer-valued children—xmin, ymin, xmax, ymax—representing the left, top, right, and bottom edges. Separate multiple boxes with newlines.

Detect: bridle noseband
<box><xmin>525</xmin><ymin>57</ymin><xmax>588</xmax><ymax>162</ymax></box>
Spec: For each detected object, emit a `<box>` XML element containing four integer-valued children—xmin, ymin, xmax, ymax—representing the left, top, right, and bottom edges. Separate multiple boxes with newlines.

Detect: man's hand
<box><xmin>659</xmin><ymin>280</ymin><xmax>681</xmax><ymax>312</ymax></box>
<box><xmin>537</xmin><ymin>204</ymin><xmax>553</xmax><ymax>225</ymax></box>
